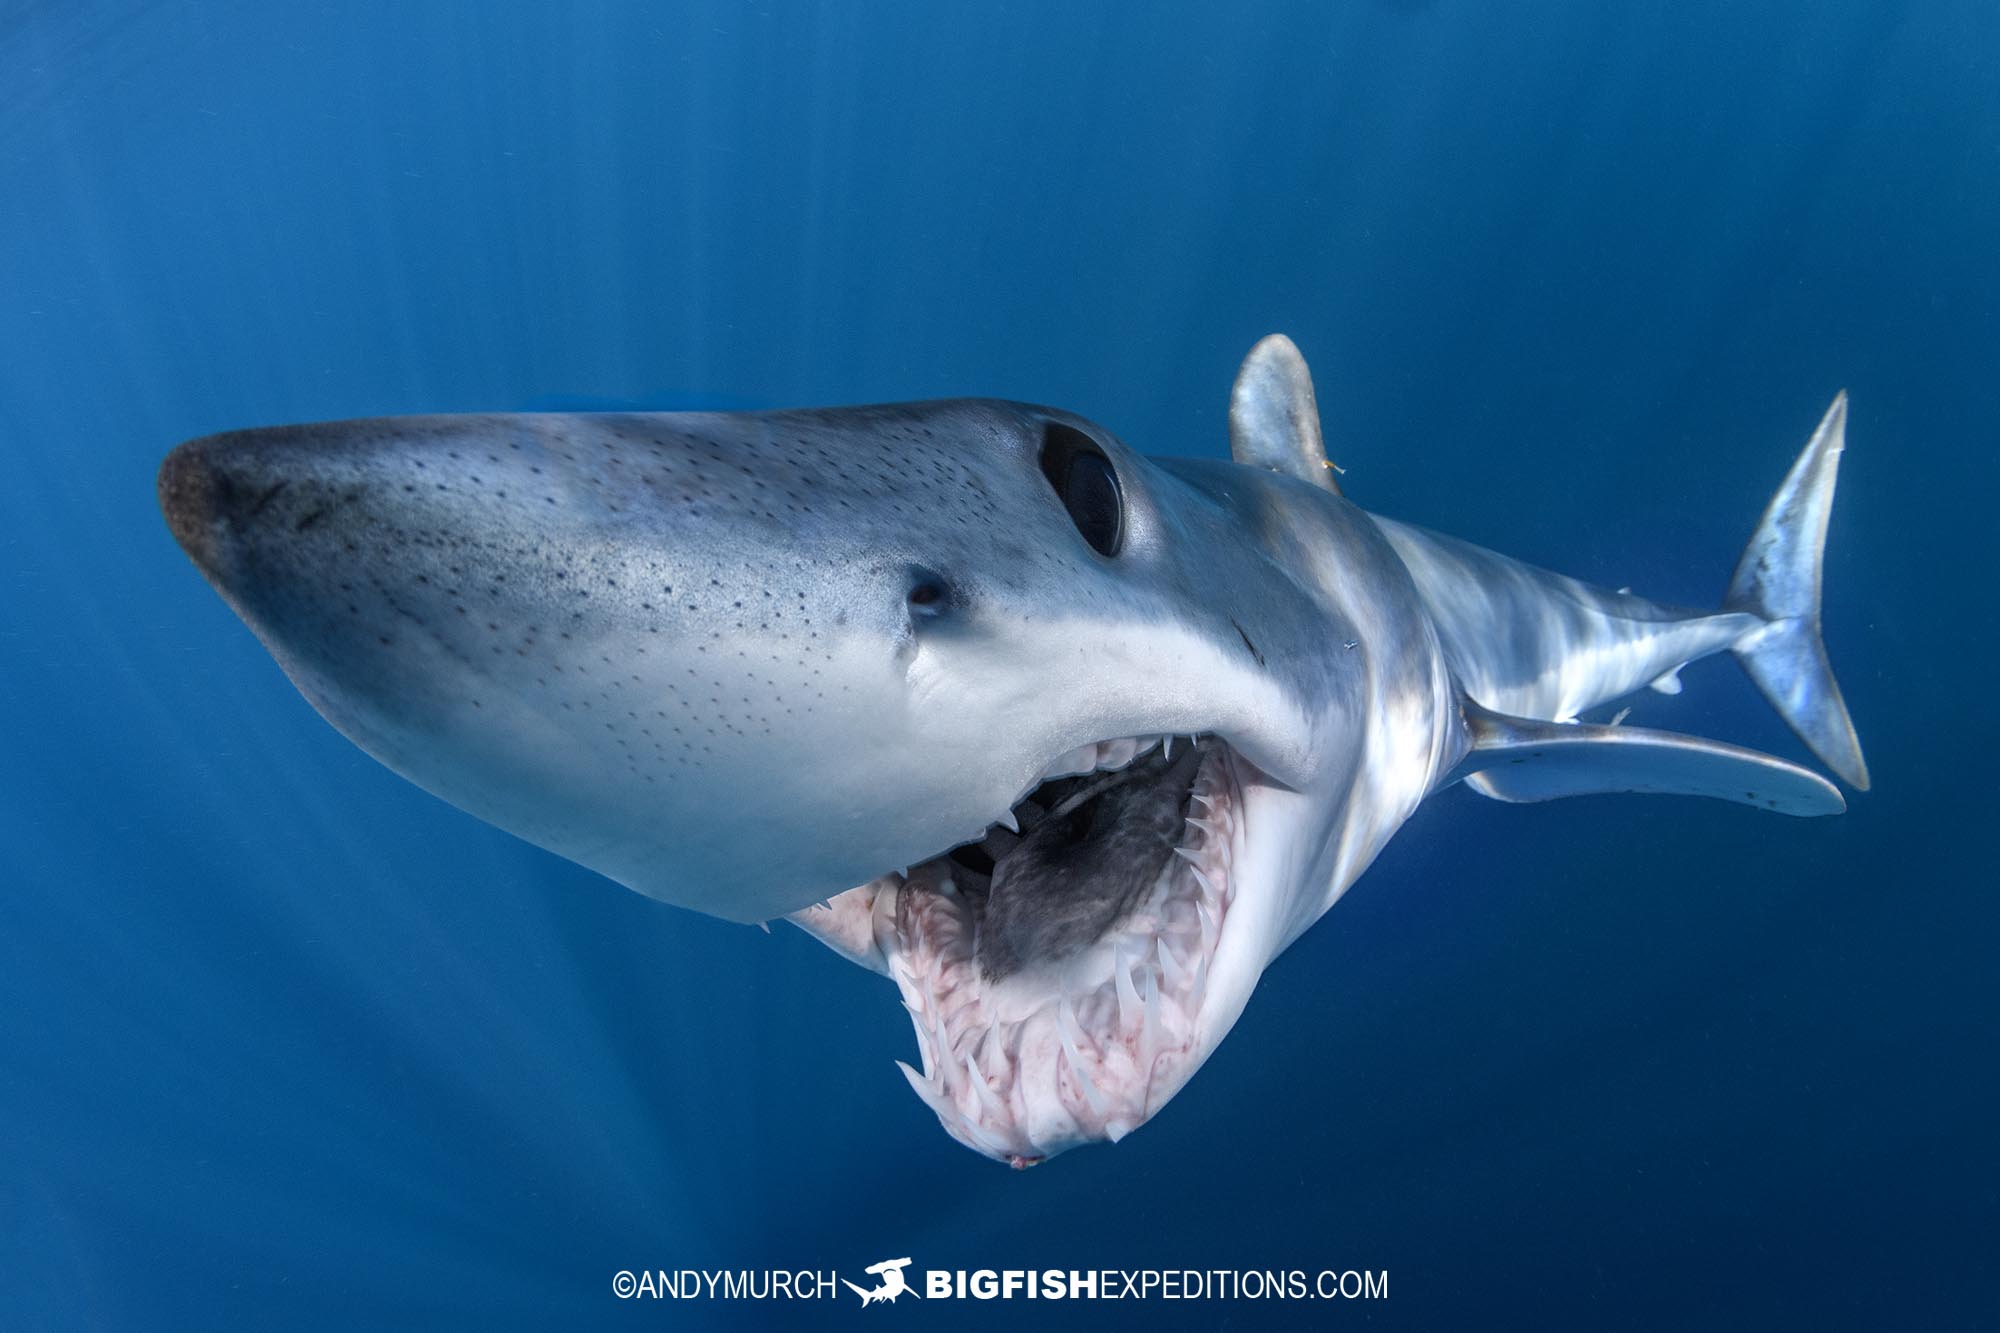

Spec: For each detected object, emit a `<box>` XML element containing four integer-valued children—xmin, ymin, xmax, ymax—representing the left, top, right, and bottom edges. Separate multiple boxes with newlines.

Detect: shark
<box><xmin>157</xmin><ymin>335</ymin><xmax>1867</xmax><ymax>1168</ymax></box>
<box><xmin>843</xmin><ymin>1257</ymin><xmax>918</xmax><ymax>1305</ymax></box>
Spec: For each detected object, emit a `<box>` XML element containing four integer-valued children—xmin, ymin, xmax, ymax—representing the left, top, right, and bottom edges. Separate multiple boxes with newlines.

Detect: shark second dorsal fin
<box><xmin>1228</xmin><ymin>333</ymin><xmax>1341</xmax><ymax>495</ymax></box>
<box><xmin>1447</xmin><ymin>696</ymin><xmax>1845</xmax><ymax>817</ymax></box>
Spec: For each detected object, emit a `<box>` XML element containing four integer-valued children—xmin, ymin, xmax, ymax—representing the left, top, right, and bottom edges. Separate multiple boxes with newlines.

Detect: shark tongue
<box><xmin>976</xmin><ymin>740</ymin><xmax>1205</xmax><ymax>980</ymax></box>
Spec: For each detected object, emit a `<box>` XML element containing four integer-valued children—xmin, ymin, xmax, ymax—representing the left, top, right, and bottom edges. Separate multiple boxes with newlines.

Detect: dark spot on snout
<box><xmin>245</xmin><ymin>480</ymin><xmax>289</xmax><ymax>519</ymax></box>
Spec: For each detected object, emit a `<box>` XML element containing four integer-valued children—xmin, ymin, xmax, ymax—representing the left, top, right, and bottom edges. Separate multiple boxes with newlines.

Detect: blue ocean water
<box><xmin>2</xmin><ymin>1</ymin><xmax>1994</xmax><ymax>1326</ymax></box>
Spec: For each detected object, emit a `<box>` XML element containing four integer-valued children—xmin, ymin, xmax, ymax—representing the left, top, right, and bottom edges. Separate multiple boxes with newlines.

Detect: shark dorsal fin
<box><xmin>1228</xmin><ymin>334</ymin><xmax>1340</xmax><ymax>495</ymax></box>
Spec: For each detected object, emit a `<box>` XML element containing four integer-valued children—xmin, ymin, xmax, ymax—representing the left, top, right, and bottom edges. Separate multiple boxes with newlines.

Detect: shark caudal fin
<box><xmin>1724</xmin><ymin>393</ymin><xmax>1870</xmax><ymax>790</ymax></box>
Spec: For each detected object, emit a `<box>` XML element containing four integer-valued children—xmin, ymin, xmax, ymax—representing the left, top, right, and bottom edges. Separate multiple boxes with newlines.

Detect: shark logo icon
<box><xmin>844</xmin><ymin>1257</ymin><xmax>919</xmax><ymax>1306</ymax></box>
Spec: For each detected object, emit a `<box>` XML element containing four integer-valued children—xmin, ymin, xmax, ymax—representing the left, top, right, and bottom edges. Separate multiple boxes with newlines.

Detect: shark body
<box><xmin>159</xmin><ymin>336</ymin><xmax>1866</xmax><ymax>1165</ymax></box>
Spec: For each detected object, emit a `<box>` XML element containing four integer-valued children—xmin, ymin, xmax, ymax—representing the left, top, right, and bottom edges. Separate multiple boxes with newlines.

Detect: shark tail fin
<box><xmin>1724</xmin><ymin>392</ymin><xmax>1870</xmax><ymax>790</ymax></box>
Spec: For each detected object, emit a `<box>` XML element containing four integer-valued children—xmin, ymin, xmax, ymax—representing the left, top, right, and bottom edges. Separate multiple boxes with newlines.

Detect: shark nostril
<box><xmin>904</xmin><ymin>565</ymin><xmax>954</xmax><ymax>618</ymax></box>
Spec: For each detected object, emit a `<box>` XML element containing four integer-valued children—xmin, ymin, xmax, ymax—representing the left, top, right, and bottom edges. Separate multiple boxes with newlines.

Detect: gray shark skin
<box><xmin>159</xmin><ymin>336</ymin><xmax>1865</xmax><ymax>1166</ymax></box>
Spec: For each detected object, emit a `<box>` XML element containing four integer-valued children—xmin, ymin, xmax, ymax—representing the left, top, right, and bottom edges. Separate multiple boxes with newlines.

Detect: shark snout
<box><xmin>155</xmin><ymin>401</ymin><xmax>1300</xmax><ymax>928</ymax></box>
<box><xmin>157</xmin><ymin>423</ymin><xmax>369</xmax><ymax>583</ymax></box>
<box><xmin>157</xmin><ymin>432</ymin><xmax>234</xmax><ymax>575</ymax></box>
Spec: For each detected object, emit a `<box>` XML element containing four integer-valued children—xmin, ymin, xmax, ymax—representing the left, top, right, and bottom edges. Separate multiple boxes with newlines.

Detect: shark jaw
<box><xmin>798</xmin><ymin>731</ymin><xmax>1294</xmax><ymax>1167</ymax></box>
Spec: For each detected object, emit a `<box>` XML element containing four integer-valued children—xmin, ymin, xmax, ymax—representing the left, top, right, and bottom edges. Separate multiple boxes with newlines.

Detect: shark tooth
<box><xmin>1055</xmin><ymin>996</ymin><xmax>1090</xmax><ymax>1059</ymax></box>
<box><xmin>1045</xmin><ymin>743</ymin><xmax>1097</xmax><ymax>779</ymax></box>
<box><xmin>901</xmin><ymin>1011</ymin><xmax>939</xmax><ymax>1077</ymax></box>
<box><xmin>963</xmin><ymin>1052</ymin><xmax>1006</xmax><ymax>1119</ymax></box>
<box><xmin>1139</xmin><ymin>965</ymin><xmax>1167</xmax><ymax>1060</ymax></box>
<box><xmin>1060</xmin><ymin>1043</ymin><xmax>1112</xmax><ymax>1122</ymax></box>
<box><xmin>958</xmin><ymin>1116</ymin><xmax>1015</xmax><ymax>1160</ymax></box>
<box><xmin>896</xmin><ymin>1060</ymin><xmax>947</xmax><ymax>1114</ymax></box>
<box><xmin>1157</xmin><ymin>935</ymin><xmax>1192</xmax><ymax>993</ymax></box>
<box><xmin>1097</xmin><ymin>738</ymin><xmax>1136</xmax><ymax>770</ymax></box>
<box><xmin>1114</xmin><ymin>953</ymin><xmax>1142</xmax><ymax>1031</ymax></box>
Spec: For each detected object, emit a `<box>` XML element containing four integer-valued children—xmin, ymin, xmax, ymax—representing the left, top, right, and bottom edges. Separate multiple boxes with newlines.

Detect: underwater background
<box><xmin>3</xmin><ymin>1</ymin><xmax>1994</xmax><ymax>1327</ymax></box>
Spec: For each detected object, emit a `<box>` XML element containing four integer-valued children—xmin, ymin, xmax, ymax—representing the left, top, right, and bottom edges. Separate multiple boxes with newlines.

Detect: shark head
<box><xmin>161</xmin><ymin>391</ymin><xmax>1438</xmax><ymax>1164</ymax></box>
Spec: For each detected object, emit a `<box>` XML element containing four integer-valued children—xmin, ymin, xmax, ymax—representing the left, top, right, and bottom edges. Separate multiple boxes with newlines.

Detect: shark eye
<box><xmin>1040</xmin><ymin>422</ymin><xmax>1124</xmax><ymax>557</ymax></box>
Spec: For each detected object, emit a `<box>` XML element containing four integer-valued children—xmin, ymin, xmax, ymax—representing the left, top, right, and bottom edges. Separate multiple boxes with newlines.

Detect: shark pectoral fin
<box><xmin>1449</xmin><ymin>698</ymin><xmax>1845</xmax><ymax>817</ymax></box>
<box><xmin>1228</xmin><ymin>333</ymin><xmax>1341</xmax><ymax>494</ymax></box>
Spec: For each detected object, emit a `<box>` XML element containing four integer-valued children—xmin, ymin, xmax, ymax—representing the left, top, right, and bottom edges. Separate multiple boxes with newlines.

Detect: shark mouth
<box><xmin>808</xmin><ymin>733</ymin><xmax>1248</xmax><ymax>1167</ymax></box>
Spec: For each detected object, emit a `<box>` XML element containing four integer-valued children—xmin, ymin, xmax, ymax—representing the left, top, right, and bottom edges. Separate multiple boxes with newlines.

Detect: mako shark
<box><xmin>158</xmin><ymin>336</ymin><xmax>1867</xmax><ymax>1167</ymax></box>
